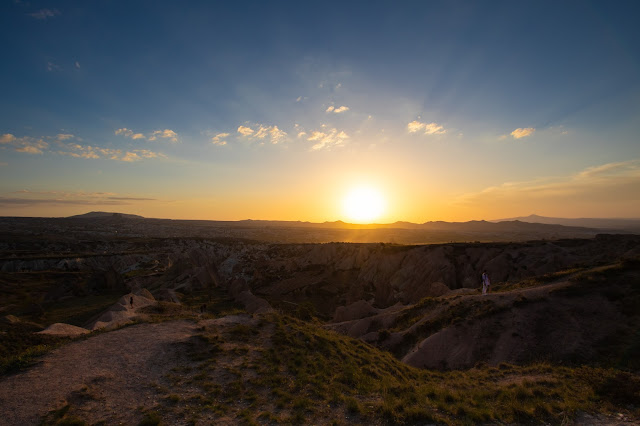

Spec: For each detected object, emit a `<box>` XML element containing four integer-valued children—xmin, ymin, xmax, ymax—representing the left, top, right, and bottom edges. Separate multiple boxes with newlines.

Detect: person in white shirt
<box><xmin>482</xmin><ymin>270</ymin><xmax>491</xmax><ymax>295</ymax></box>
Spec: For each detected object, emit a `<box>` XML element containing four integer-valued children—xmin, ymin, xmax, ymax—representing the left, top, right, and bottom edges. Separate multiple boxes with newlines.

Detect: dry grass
<box><xmin>144</xmin><ymin>312</ymin><xmax>639</xmax><ymax>425</ymax></box>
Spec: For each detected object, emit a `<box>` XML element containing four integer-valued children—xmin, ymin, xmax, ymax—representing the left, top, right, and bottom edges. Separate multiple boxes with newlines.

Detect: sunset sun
<box><xmin>342</xmin><ymin>186</ymin><xmax>386</xmax><ymax>223</ymax></box>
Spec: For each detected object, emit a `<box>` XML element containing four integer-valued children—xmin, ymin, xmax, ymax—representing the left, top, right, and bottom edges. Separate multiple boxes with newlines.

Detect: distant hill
<box><xmin>493</xmin><ymin>214</ymin><xmax>640</xmax><ymax>232</ymax></box>
<box><xmin>68</xmin><ymin>211</ymin><xmax>144</xmax><ymax>220</ymax></box>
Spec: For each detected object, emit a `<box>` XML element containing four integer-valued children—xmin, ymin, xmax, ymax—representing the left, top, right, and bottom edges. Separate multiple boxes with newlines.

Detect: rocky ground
<box><xmin>1</xmin><ymin>220</ymin><xmax>639</xmax><ymax>424</ymax></box>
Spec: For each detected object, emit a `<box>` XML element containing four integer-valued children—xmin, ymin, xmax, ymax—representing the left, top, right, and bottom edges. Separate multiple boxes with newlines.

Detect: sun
<box><xmin>342</xmin><ymin>186</ymin><xmax>386</xmax><ymax>223</ymax></box>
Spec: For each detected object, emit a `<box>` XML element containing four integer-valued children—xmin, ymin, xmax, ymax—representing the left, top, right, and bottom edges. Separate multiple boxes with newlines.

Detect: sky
<box><xmin>1</xmin><ymin>0</ymin><xmax>639</xmax><ymax>223</ymax></box>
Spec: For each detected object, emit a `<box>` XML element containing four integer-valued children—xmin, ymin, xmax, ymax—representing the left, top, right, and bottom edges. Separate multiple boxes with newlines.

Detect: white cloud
<box><xmin>47</xmin><ymin>61</ymin><xmax>61</xmax><ymax>72</ymax></box>
<box><xmin>511</xmin><ymin>127</ymin><xmax>535</xmax><ymax>139</ymax></box>
<box><xmin>237</xmin><ymin>125</ymin><xmax>254</xmax><ymax>136</ymax></box>
<box><xmin>121</xmin><ymin>152</ymin><xmax>141</xmax><ymax>162</ymax></box>
<box><xmin>115</xmin><ymin>128</ymin><xmax>145</xmax><ymax>140</ymax></box>
<box><xmin>238</xmin><ymin>124</ymin><xmax>287</xmax><ymax>144</ymax></box>
<box><xmin>307</xmin><ymin>128</ymin><xmax>349</xmax><ymax>151</ymax></box>
<box><xmin>75</xmin><ymin>61</ymin><xmax>80</xmax><ymax>69</ymax></box>
<box><xmin>211</xmin><ymin>132</ymin><xmax>230</xmax><ymax>146</ymax></box>
<box><xmin>326</xmin><ymin>105</ymin><xmax>350</xmax><ymax>113</ymax></box>
<box><xmin>149</xmin><ymin>129</ymin><xmax>178</xmax><ymax>142</ymax></box>
<box><xmin>132</xmin><ymin>149</ymin><xmax>163</xmax><ymax>159</ymax></box>
<box><xmin>407</xmin><ymin>120</ymin><xmax>446</xmax><ymax>135</ymax></box>
<box><xmin>58</xmin><ymin>143</ymin><xmax>165</xmax><ymax>162</ymax></box>
<box><xmin>1</xmin><ymin>134</ymin><xmax>16</xmax><ymax>144</ymax></box>
<box><xmin>1</xmin><ymin>134</ymin><xmax>48</xmax><ymax>154</ymax></box>
<box><xmin>29</xmin><ymin>9</ymin><xmax>60</xmax><ymax>20</ymax></box>
<box><xmin>2</xmin><ymin>132</ymin><xmax>166</xmax><ymax>161</ymax></box>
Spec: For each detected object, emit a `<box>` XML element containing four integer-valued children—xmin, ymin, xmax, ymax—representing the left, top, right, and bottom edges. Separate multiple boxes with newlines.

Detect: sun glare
<box><xmin>342</xmin><ymin>186</ymin><xmax>386</xmax><ymax>223</ymax></box>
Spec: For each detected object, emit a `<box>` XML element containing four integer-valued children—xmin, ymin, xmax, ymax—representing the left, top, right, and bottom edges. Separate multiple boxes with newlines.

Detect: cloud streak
<box><xmin>0</xmin><ymin>190</ymin><xmax>157</xmax><ymax>207</ymax></box>
<box><xmin>29</xmin><ymin>9</ymin><xmax>60</xmax><ymax>20</ymax></box>
<box><xmin>455</xmin><ymin>159</ymin><xmax>640</xmax><ymax>213</ymax></box>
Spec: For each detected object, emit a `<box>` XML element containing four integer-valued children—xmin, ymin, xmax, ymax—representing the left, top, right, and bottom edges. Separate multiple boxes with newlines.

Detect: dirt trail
<box><xmin>0</xmin><ymin>320</ymin><xmax>197</xmax><ymax>426</ymax></box>
<box><xmin>470</xmin><ymin>264</ymin><xmax>612</xmax><ymax>300</ymax></box>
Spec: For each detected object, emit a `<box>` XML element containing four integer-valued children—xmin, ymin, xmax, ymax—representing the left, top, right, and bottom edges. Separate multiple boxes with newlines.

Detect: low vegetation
<box><xmin>144</xmin><ymin>312</ymin><xmax>639</xmax><ymax>424</ymax></box>
<box><xmin>1</xmin><ymin>235</ymin><xmax>638</xmax><ymax>424</ymax></box>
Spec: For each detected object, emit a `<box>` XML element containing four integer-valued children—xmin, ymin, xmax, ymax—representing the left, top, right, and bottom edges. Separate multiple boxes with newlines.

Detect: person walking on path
<box><xmin>482</xmin><ymin>270</ymin><xmax>491</xmax><ymax>295</ymax></box>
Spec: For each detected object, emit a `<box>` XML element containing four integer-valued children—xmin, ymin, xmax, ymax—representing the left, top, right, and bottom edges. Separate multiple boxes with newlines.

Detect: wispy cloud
<box><xmin>0</xmin><ymin>197</ymin><xmax>130</xmax><ymax>206</ymax></box>
<box><xmin>29</xmin><ymin>8</ymin><xmax>60</xmax><ymax>20</ymax></box>
<box><xmin>307</xmin><ymin>128</ymin><xmax>349</xmax><ymax>151</ymax></box>
<box><xmin>74</xmin><ymin>61</ymin><xmax>81</xmax><ymax>69</ymax></box>
<box><xmin>407</xmin><ymin>120</ymin><xmax>446</xmax><ymax>135</ymax></box>
<box><xmin>510</xmin><ymin>127</ymin><xmax>535</xmax><ymax>139</ymax></box>
<box><xmin>455</xmin><ymin>159</ymin><xmax>640</xmax><ymax>213</ymax></box>
<box><xmin>211</xmin><ymin>132</ymin><xmax>230</xmax><ymax>146</ymax></box>
<box><xmin>108</xmin><ymin>196</ymin><xmax>156</xmax><ymax>201</ymax></box>
<box><xmin>326</xmin><ymin>105</ymin><xmax>350</xmax><ymax>113</ymax></box>
<box><xmin>116</xmin><ymin>128</ymin><xmax>177</xmax><ymax>142</ymax></box>
<box><xmin>46</xmin><ymin>61</ymin><xmax>61</xmax><ymax>72</ymax></box>
<box><xmin>2</xmin><ymin>132</ymin><xmax>166</xmax><ymax>161</ymax></box>
<box><xmin>576</xmin><ymin>160</ymin><xmax>639</xmax><ymax>179</ymax></box>
<box><xmin>1</xmin><ymin>134</ymin><xmax>49</xmax><ymax>154</ymax></box>
<box><xmin>149</xmin><ymin>129</ymin><xmax>178</xmax><ymax>143</ymax></box>
<box><xmin>58</xmin><ymin>143</ymin><xmax>165</xmax><ymax>162</ymax></box>
<box><xmin>13</xmin><ymin>190</ymin><xmax>117</xmax><ymax>197</ymax></box>
<box><xmin>237</xmin><ymin>124</ymin><xmax>287</xmax><ymax>144</ymax></box>
<box><xmin>0</xmin><ymin>190</ymin><xmax>157</xmax><ymax>207</ymax></box>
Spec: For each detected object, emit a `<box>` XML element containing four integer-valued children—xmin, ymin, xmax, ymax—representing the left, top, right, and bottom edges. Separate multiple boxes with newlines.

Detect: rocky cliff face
<box><xmin>226</xmin><ymin>235</ymin><xmax>640</xmax><ymax>317</ymax></box>
<box><xmin>2</xmin><ymin>233</ymin><xmax>638</xmax><ymax>321</ymax></box>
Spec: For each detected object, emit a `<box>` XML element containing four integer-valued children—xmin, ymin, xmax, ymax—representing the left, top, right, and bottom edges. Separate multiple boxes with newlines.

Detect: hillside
<box><xmin>494</xmin><ymin>214</ymin><xmax>640</xmax><ymax>233</ymax></box>
<box><xmin>1</xmin><ymin>310</ymin><xmax>638</xmax><ymax>425</ymax></box>
<box><xmin>68</xmin><ymin>211</ymin><xmax>144</xmax><ymax>220</ymax></box>
<box><xmin>0</xmin><ymin>223</ymin><xmax>639</xmax><ymax>424</ymax></box>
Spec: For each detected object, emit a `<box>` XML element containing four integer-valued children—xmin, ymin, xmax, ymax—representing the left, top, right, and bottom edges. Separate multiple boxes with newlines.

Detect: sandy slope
<box><xmin>0</xmin><ymin>320</ymin><xmax>196</xmax><ymax>425</ymax></box>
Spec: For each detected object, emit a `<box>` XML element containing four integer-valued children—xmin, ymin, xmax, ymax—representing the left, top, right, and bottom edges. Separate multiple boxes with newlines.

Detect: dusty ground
<box><xmin>0</xmin><ymin>320</ymin><xmax>197</xmax><ymax>425</ymax></box>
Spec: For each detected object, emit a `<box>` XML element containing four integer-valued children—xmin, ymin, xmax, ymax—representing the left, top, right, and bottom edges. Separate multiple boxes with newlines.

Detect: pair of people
<box><xmin>482</xmin><ymin>270</ymin><xmax>491</xmax><ymax>295</ymax></box>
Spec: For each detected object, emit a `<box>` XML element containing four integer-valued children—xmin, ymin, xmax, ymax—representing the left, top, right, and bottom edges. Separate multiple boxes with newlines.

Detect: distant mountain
<box><xmin>207</xmin><ymin>218</ymin><xmax>596</xmax><ymax>234</ymax></box>
<box><xmin>68</xmin><ymin>211</ymin><xmax>144</xmax><ymax>220</ymax></box>
<box><xmin>492</xmin><ymin>214</ymin><xmax>640</xmax><ymax>232</ymax></box>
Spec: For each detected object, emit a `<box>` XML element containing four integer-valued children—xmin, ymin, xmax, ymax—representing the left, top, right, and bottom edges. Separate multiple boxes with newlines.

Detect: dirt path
<box><xmin>0</xmin><ymin>320</ymin><xmax>197</xmax><ymax>426</ymax></box>
<box><xmin>471</xmin><ymin>264</ymin><xmax>613</xmax><ymax>301</ymax></box>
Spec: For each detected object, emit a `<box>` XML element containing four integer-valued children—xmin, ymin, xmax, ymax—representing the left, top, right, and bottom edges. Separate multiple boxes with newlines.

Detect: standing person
<box><xmin>482</xmin><ymin>270</ymin><xmax>491</xmax><ymax>295</ymax></box>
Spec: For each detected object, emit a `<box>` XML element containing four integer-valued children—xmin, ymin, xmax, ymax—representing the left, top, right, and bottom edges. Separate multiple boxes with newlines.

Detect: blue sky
<box><xmin>1</xmin><ymin>1</ymin><xmax>639</xmax><ymax>221</ymax></box>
